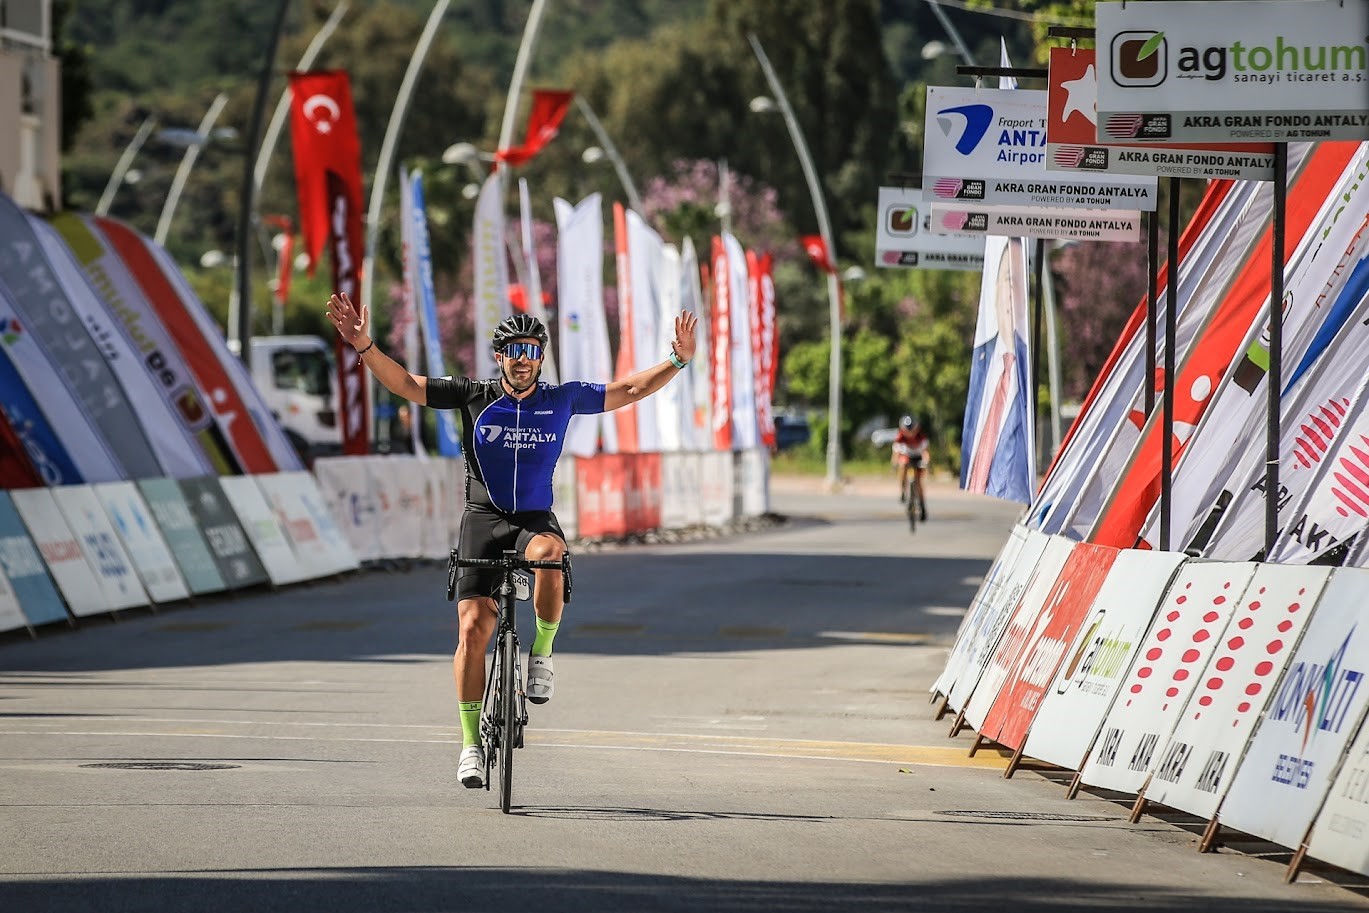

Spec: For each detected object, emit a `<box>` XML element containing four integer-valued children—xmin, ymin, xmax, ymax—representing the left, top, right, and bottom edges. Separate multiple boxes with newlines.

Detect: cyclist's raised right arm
<box><xmin>328</xmin><ymin>292</ymin><xmax>428</xmax><ymax>404</ymax></box>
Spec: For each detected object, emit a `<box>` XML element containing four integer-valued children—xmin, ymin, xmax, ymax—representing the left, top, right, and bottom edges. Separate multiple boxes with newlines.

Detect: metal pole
<box><xmin>1265</xmin><ymin>143</ymin><xmax>1288</xmax><ymax>557</ymax></box>
<box><xmin>154</xmin><ymin>93</ymin><xmax>228</xmax><ymax>247</ymax></box>
<box><xmin>235</xmin><ymin>0</ymin><xmax>292</xmax><ymax>369</ymax></box>
<box><xmin>1161</xmin><ymin>179</ymin><xmax>1181</xmax><ymax>550</ymax></box>
<box><xmin>1031</xmin><ymin>238</ymin><xmax>1045</xmax><ymax>471</ymax></box>
<box><xmin>253</xmin><ymin>0</ymin><xmax>350</xmax><ymax>197</ymax></box>
<box><xmin>1042</xmin><ymin>243</ymin><xmax>1063</xmax><ymax>457</ymax></box>
<box><xmin>718</xmin><ymin>158</ymin><xmax>732</xmax><ymax>235</ymax></box>
<box><xmin>1145</xmin><ymin>210</ymin><xmax>1159</xmax><ymax>416</ymax></box>
<box><xmin>497</xmin><ymin>0</ymin><xmax>549</xmax><ymax>159</ymax></box>
<box><xmin>96</xmin><ymin>115</ymin><xmax>156</xmax><ymax>216</ymax></box>
<box><xmin>748</xmin><ymin>32</ymin><xmax>843</xmax><ymax>488</ymax></box>
<box><xmin>924</xmin><ymin>0</ymin><xmax>977</xmax><ymax>66</ymax></box>
<box><xmin>573</xmin><ymin>95</ymin><xmax>643</xmax><ymax>214</ymax></box>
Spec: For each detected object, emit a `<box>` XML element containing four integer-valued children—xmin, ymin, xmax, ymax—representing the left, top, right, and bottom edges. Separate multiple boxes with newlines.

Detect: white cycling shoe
<box><xmin>458</xmin><ymin>745</ymin><xmax>485</xmax><ymax>789</ymax></box>
<box><xmin>527</xmin><ymin>655</ymin><xmax>554</xmax><ymax>704</ymax></box>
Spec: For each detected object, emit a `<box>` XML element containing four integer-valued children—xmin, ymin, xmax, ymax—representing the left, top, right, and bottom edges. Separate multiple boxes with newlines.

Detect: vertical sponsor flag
<box><xmin>612</xmin><ymin>202</ymin><xmax>639</xmax><ymax>452</ymax></box>
<box><xmin>554</xmin><ymin>194</ymin><xmax>616</xmax><ymax>456</ymax></box>
<box><xmin>473</xmin><ymin>172</ymin><xmax>511</xmax><ymax>380</ymax></box>
<box><xmin>750</xmin><ymin>251</ymin><xmax>778</xmax><ymax>450</ymax></box>
<box><xmin>50</xmin><ymin>213</ymin><xmax>234</xmax><ymax>474</ymax></box>
<box><xmin>409</xmin><ymin>172</ymin><xmax>461</xmax><ymax>457</ymax></box>
<box><xmin>709</xmin><ymin>236</ymin><xmax>733</xmax><ymax>451</ymax></box>
<box><xmin>681</xmin><ymin>236</ymin><xmax>711</xmax><ymax>451</ymax></box>
<box><xmin>494</xmin><ymin>89</ymin><xmax>574</xmax><ymax>167</ymax></box>
<box><xmin>399</xmin><ymin>165</ymin><xmax>423</xmax><ymax>454</ymax></box>
<box><xmin>800</xmin><ymin>235</ymin><xmax>836</xmax><ymax>274</ymax></box>
<box><xmin>518</xmin><ymin>178</ymin><xmax>557</xmax><ymax>383</ymax></box>
<box><xmin>724</xmin><ymin>233</ymin><xmax>758</xmax><ymax>451</ymax></box>
<box><xmin>288</xmin><ymin>69</ymin><xmax>368</xmax><ymax>456</ymax></box>
<box><xmin>0</xmin><ymin>408</ymin><xmax>40</xmax><ymax>489</ymax></box>
<box><xmin>657</xmin><ymin>244</ymin><xmax>686</xmax><ymax>451</ymax></box>
<box><xmin>627</xmin><ymin>210</ymin><xmax>663</xmax><ymax>451</ymax></box>
<box><xmin>961</xmin><ymin>235</ymin><xmax>1033</xmax><ymax>502</ymax></box>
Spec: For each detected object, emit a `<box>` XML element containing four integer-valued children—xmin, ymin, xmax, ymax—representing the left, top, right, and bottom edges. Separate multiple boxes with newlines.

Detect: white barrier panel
<box><xmin>420</xmin><ymin>458</ymin><xmax>456</xmax><ymax>559</ymax></box>
<box><xmin>313</xmin><ymin>456</ymin><xmax>381</xmax><ymax>563</ymax></box>
<box><xmin>947</xmin><ymin>529</ymin><xmax>1053</xmax><ymax>713</ymax></box>
<box><xmin>1309</xmin><ymin>655</ymin><xmax>1369</xmax><ymax>875</ymax></box>
<box><xmin>255</xmin><ymin>472</ymin><xmax>358</xmax><ymax>578</ymax></box>
<box><xmin>739</xmin><ymin>448</ymin><xmax>769</xmax><ymax>516</ymax></box>
<box><xmin>1220</xmin><ymin>567</ymin><xmax>1369</xmax><ymax>851</ymax></box>
<box><xmin>700</xmin><ymin>451</ymin><xmax>734</xmax><ymax>527</ymax></box>
<box><xmin>10</xmin><ymin>488</ymin><xmax>109</xmax><ymax>618</ymax></box>
<box><xmin>1081</xmin><ymin>561</ymin><xmax>1258</xmax><ymax>794</ymax></box>
<box><xmin>0</xmin><ymin>558</ymin><xmax>24</xmax><ymax>633</ymax></box>
<box><xmin>1024</xmin><ymin>549</ymin><xmax>1188</xmax><ymax>772</ymax></box>
<box><xmin>52</xmin><ymin>486</ymin><xmax>149</xmax><ymax>611</ymax></box>
<box><xmin>217</xmin><ymin>476</ymin><xmax>310</xmax><ymax>587</ymax></box>
<box><xmin>963</xmin><ymin>536</ymin><xmax>1076</xmax><ymax>733</ymax></box>
<box><xmin>932</xmin><ymin>525</ymin><xmax>1029</xmax><ymax>698</ymax></box>
<box><xmin>982</xmin><ymin>543</ymin><xmax>1121</xmax><ymax>751</ymax></box>
<box><xmin>661</xmin><ymin>452</ymin><xmax>693</xmax><ymax>530</ymax></box>
<box><xmin>553</xmin><ymin>456</ymin><xmax>578</xmax><ymax>542</ymax></box>
<box><xmin>93</xmin><ymin>482</ymin><xmax>189</xmax><ymax>605</ymax></box>
<box><xmin>373</xmin><ymin>456</ymin><xmax>425</xmax><ymax>559</ymax></box>
<box><xmin>137</xmin><ymin>478</ymin><xmax>226</xmax><ymax>595</ymax></box>
<box><xmin>0</xmin><ymin>492</ymin><xmax>68</xmax><ymax>628</ymax></box>
<box><xmin>1146</xmin><ymin>564</ymin><xmax>1332</xmax><ymax>820</ymax></box>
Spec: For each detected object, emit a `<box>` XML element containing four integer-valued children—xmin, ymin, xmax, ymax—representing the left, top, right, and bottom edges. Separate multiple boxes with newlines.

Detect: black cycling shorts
<box><xmin>456</xmin><ymin>505</ymin><xmax>566</xmax><ymax>600</ymax></box>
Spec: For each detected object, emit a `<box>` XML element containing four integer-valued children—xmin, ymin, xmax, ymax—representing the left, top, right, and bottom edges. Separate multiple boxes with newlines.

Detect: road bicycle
<box><xmin>895</xmin><ymin>444</ymin><xmax>928</xmax><ymax>532</ymax></box>
<box><xmin>448</xmin><ymin>548</ymin><xmax>572</xmax><ymax>813</ymax></box>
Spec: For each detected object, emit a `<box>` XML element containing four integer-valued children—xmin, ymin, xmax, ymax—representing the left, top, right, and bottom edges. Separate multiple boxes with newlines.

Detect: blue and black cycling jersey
<box><xmin>425</xmin><ymin>376</ymin><xmax>607</xmax><ymax>513</ymax></box>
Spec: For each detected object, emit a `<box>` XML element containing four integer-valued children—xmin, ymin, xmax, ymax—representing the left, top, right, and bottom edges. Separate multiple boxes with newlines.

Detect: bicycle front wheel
<box><xmin>499</xmin><ymin>629</ymin><xmax>518</xmax><ymax>813</ymax></box>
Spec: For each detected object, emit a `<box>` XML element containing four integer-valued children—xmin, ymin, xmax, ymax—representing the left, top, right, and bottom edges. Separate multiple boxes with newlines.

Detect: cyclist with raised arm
<box><xmin>326</xmin><ymin>292</ymin><xmax>697</xmax><ymax>788</ymax></box>
<box><xmin>893</xmin><ymin>415</ymin><xmax>929</xmax><ymax>522</ymax></box>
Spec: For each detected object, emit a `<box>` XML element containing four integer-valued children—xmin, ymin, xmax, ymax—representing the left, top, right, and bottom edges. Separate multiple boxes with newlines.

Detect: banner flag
<box><xmin>554</xmin><ymin>195</ymin><xmax>616</xmax><ymax>456</ymax></box>
<box><xmin>473</xmin><ymin>171</ymin><xmax>511</xmax><ymax>380</ymax></box>
<box><xmin>680</xmin><ymin>237</ymin><xmax>711</xmax><ymax>450</ymax></box>
<box><xmin>1219</xmin><ymin>567</ymin><xmax>1369</xmax><ymax>852</ymax></box>
<box><xmin>31</xmin><ymin>215</ymin><xmax>212</xmax><ymax>479</ymax></box>
<box><xmin>495</xmin><ymin>89</ymin><xmax>574</xmax><ymax>167</ymax></box>
<box><xmin>517</xmin><ymin>178</ymin><xmax>556</xmax><ymax>383</ymax></box>
<box><xmin>961</xmin><ymin>234</ymin><xmax>1033</xmax><ymax>501</ymax></box>
<box><xmin>1143</xmin><ymin>144</ymin><xmax>1369</xmax><ymax>551</ymax></box>
<box><xmin>656</xmin><ymin>244</ymin><xmax>686</xmax><ymax>451</ymax></box>
<box><xmin>627</xmin><ymin>210</ymin><xmax>664</xmax><ymax>451</ymax></box>
<box><xmin>287</xmin><ymin>70</ymin><xmax>363</xmax><ymax>277</ymax></box>
<box><xmin>0</xmin><ymin>408</ymin><xmax>41</xmax><ymax>489</ymax></box>
<box><xmin>724</xmin><ymin>233</ymin><xmax>758</xmax><ymax>451</ymax></box>
<box><xmin>709</xmin><ymin>236</ymin><xmax>734</xmax><ymax>451</ymax></box>
<box><xmin>399</xmin><ymin>165</ymin><xmax>422</xmax><ymax>454</ymax></box>
<box><xmin>408</xmin><ymin>172</ymin><xmax>461</xmax><ymax>456</ymax></box>
<box><xmin>0</xmin><ymin>282</ymin><xmax>109</xmax><ymax>485</ymax></box>
<box><xmin>1090</xmin><ymin>141</ymin><xmax>1361</xmax><ymax>547</ymax></box>
<box><xmin>50</xmin><ymin>213</ymin><xmax>233</xmax><ymax>474</ymax></box>
<box><xmin>612</xmin><ymin>202</ymin><xmax>640</xmax><ymax>452</ymax></box>
<box><xmin>1049</xmin><ymin>145</ymin><xmax>1314</xmax><ymax>538</ymax></box>
<box><xmin>92</xmin><ymin>217</ymin><xmax>290</xmax><ymax>474</ymax></box>
<box><xmin>0</xmin><ymin>196</ymin><xmax>162</xmax><ymax>480</ymax></box>
<box><xmin>750</xmin><ymin>251</ymin><xmax>778</xmax><ymax>450</ymax></box>
<box><xmin>800</xmin><ymin>235</ymin><xmax>836</xmax><ymax>273</ymax></box>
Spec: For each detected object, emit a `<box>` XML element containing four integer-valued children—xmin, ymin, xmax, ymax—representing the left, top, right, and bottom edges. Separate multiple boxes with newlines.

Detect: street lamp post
<box><xmin>747</xmin><ymin>33</ymin><xmax>844</xmax><ymax>489</ymax></box>
<box><xmin>96</xmin><ymin>115</ymin><xmax>157</xmax><ymax>216</ymax></box>
<box><xmin>573</xmin><ymin>96</ymin><xmax>643</xmax><ymax>214</ymax></box>
<box><xmin>154</xmin><ymin>92</ymin><xmax>230</xmax><ymax>247</ymax></box>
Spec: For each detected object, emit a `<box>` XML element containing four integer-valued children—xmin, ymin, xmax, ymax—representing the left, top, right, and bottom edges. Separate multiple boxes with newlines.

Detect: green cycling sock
<box><xmin>531</xmin><ymin>616</ymin><xmax>561</xmax><ymax>657</ymax></box>
<box><xmin>459</xmin><ymin>700</ymin><xmax>482</xmax><ymax>747</ymax></box>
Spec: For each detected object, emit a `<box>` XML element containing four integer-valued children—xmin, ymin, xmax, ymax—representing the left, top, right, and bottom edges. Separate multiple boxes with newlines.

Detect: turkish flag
<box><xmin>288</xmin><ymin>71</ymin><xmax>363</xmax><ymax>277</ymax></box>
<box><xmin>800</xmin><ymin>234</ymin><xmax>836</xmax><ymax>274</ymax></box>
<box><xmin>496</xmin><ymin>89</ymin><xmax>574</xmax><ymax>167</ymax></box>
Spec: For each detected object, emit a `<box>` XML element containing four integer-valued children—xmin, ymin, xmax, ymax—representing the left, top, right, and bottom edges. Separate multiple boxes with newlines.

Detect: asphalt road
<box><xmin>1</xmin><ymin>474</ymin><xmax>1367</xmax><ymax>912</ymax></box>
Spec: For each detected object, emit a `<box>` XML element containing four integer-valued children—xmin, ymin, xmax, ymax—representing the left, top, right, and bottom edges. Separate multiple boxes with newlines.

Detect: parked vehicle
<box><xmin>774</xmin><ymin>413</ymin><xmax>811</xmax><ymax>451</ymax></box>
<box><xmin>249</xmin><ymin>336</ymin><xmax>339</xmax><ymax>459</ymax></box>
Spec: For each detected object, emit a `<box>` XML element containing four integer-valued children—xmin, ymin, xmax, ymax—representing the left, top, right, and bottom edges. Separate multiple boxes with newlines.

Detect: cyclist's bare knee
<box><xmin>524</xmin><ymin>534</ymin><xmax>565</xmax><ymax>562</ymax></box>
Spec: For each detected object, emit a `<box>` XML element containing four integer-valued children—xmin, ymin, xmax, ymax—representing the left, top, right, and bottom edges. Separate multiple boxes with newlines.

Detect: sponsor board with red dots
<box><xmin>1080</xmin><ymin>561</ymin><xmax>1257</xmax><ymax>794</ymax></box>
<box><xmin>1143</xmin><ymin>564</ymin><xmax>1333</xmax><ymax>820</ymax></box>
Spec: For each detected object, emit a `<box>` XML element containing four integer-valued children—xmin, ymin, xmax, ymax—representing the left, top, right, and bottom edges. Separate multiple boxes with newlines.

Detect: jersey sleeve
<box><xmin>424</xmin><ymin>375</ymin><xmax>475</xmax><ymax>410</ymax></box>
<box><xmin>561</xmin><ymin>381</ymin><xmax>607</xmax><ymax>415</ymax></box>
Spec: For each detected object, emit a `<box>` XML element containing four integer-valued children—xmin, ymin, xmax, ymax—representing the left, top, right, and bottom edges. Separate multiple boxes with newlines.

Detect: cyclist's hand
<box><xmin>327</xmin><ymin>292</ymin><xmax>369</xmax><ymax>348</ymax></box>
<box><xmin>672</xmin><ymin>310</ymin><xmax>699</xmax><ymax>364</ymax></box>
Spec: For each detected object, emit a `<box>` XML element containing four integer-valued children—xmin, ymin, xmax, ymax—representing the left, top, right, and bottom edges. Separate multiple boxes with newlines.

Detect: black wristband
<box><xmin>356</xmin><ymin>339</ymin><xmax>375</xmax><ymax>365</ymax></box>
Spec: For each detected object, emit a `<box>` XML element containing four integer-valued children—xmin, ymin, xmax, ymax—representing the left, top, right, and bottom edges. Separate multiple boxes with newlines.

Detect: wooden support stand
<box><xmin>968</xmin><ymin>733</ymin><xmax>987</xmax><ymax>757</ymax></box>
<box><xmin>1198</xmin><ymin>816</ymin><xmax>1221</xmax><ymax>853</ymax></box>
<box><xmin>1003</xmin><ymin>743</ymin><xmax>1026</xmax><ymax>779</ymax></box>
<box><xmin>1066</xmin><ymin>772</ymin><xmax>1083</xmax><ymax>799</ymax></box>
<box><xmin>932</xmin><ymin>694</ymin><xmax>950</xmax><ymax>721</ymax></box>
<box><xmin>1285</xmin><ymin>844</ymin><xmax>1308</xmax><ymax>883</ymax></box>
<box><xmin>1128</xmin><ymin>793</ymin><xmax>1148</xmax><ymax>824</ymax></box>
<box><xmin>948</xmin><ymin>710</ymin><xmax>966</xmax><ymax>738</ymax></box>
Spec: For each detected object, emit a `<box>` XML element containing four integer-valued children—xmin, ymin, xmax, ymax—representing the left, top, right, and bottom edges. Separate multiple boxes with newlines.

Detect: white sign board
<box><xmin>0</xmin><ymin>557</ymin><xmax>25</xmax><ymax>633</ymax></box>
<box><xmin>92</xmin><ymin>482</ymin><xmax>189</xmax><ymax>605</ymax></box>
<box><xmin>1024</xmin><ymin>549</ymin><xmax>1187</xmax><ymax>771</ymax></box>
<box><xmin>1096</xmin><ymin>1</ymin><xmax>1369</xmax><ymax>143</ymax></box>
<box><xmin>217</xmin><ymin>475</ymin><xmax>310</xmax><ymax>587</ymax></box>
<box><xmin>258</xmin><ymin>471</ymin><xmax>358</xmax><ymax>577</ymax></box>
<box><xmin>1080</xmin><ymin>561</ymin><xmax>1256</xmax><ymax>794</ymax></box>
<box><xmin>924</xmin><ymin>85</ymin><xmax>1157</xmax><ymax>210</ymax></box>
<box><xmin>1220</xmin><ymin>567</ymin><xmax>1369</xmax><ymax>851</ymax></box>
<box><xmin>930</xmin><ymin>202</ymin><xmax>1143</xmax><ymax>242</ymax></box>
<box><xmin>933</xmin><ymin>525</ymin><xmax>1030</xmax><ymax>698</ymax></box>
<box><xmin>313</xmin><ymin>456</ymin><xmax>381</xmax><ymax>563</ymax></box>
<box><xmin>10</xmin><ymin>488</ymin><xmax>108</xmax><ymax>617</ymax></box>
<box><xmin>1144</xmin><ymin>564</ymin><xmax>1332</xmax><ymax>820</ymax></box>
<box><xmin>52</xmin><ymin>486</ymin><xmax>150</xmax><ymax>611</ymax></box>
<box><xmin>875</xmin><ymin>187</ymin><xmax>986</xmax><ymax>271</ymax></box>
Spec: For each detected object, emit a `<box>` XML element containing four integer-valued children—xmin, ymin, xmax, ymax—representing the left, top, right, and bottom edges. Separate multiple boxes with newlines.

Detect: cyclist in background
<box><xmin>893</xmin><ymin>415</ymin><xmax>929</xmax><ymax>522</ymax></box>
<box><xmin>327</xmin><ymin>292</ymin><xmax>697</xmax><ymax>789</ymax></box>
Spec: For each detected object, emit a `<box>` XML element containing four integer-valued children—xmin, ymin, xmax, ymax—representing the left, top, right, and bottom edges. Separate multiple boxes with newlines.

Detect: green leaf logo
<box><xmin>1138</xmin><ymin>32</ymin><xmax>1165</xmax><ymax>60</ymax></box>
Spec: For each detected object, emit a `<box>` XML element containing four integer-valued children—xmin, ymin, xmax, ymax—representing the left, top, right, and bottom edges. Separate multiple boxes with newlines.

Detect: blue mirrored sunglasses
<box><xmin>500</xmin><ymin>341</ymin><xmax>543</xmax><ymax>361</ymax></box>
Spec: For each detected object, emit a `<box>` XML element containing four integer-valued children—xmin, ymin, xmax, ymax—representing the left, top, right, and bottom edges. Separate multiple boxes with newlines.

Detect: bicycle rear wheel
<box><xmin>499</xmin><ymin>629</ymin><xmax>518</xmax><ymax>813</ymax></box>
<box><xmin>905</xmin><ymin>477</ymin><xmax>917</xmax><ymax>532</ymax></box>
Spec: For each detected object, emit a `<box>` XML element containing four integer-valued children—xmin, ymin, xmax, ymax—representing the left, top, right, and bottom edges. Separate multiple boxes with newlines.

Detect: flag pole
<box><xmin>1265</xmin><ymin>143</ymin><xmax>1288</xmax><ymax>557</ymax></box>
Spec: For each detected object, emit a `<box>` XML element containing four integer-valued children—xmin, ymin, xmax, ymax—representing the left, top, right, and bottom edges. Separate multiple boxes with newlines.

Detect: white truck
<box><xmin>248</xmin><ymin>335</ymin><xmax>341</xmax><ymax>458</ymax></box>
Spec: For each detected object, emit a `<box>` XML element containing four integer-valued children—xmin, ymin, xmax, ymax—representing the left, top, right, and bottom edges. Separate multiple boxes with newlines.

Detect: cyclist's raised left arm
<box><xmin>604</xmin><ymin>310</ymin><xmax>698</xmax><ymax>412</ymax></box>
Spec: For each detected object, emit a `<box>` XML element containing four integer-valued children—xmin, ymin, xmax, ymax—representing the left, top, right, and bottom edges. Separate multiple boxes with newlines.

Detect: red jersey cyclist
<box><xmin>893</xmin><ymin>415</ymin><xmax>929</xmax><ymax>521</ymax></box>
